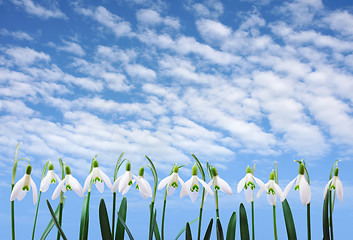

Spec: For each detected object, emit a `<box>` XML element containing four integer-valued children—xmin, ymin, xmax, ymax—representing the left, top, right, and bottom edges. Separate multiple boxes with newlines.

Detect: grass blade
<box><xmin>323</xmin><ymin>191</ymin><xmax>330</xmax><ymax>240</ymax></box>
<box><xmin>239</xmin><ymin>203</ymin><xmax>250</xmax><ymax>240</ymax></box>
<box><xmin>174</xmin><ymin>217</ymin><xmax>198</xmax><ymax>240</ymax></box>
<box><xmin>46</xmin><ymin>200</ymin><xmax>67</xmax><ymax>240</ymax></box>
<box><xmin>40</xmin><ymin>198</ymin><xmax>65</xmax><ymax>240</ymax></box>
<box><xmin>99</xmin><ymin>199</ymin><xmax>113</xmax><ymax>240</ymax></box>
<box><xmin>186</xmin><ymin>222</ymin><xmax>192</xmax><ymax>240</ymax></box>
<box><xmin>226</xmin><ymin>212</ymin><xmax>236</xmax><ymax>240</ymax></box>
<box><xmin>282</xmin><ymin>199</ymin><xmax>297</xmax><ymax>240</ymax></box>
<box><xmin>79</xmin><ymin>194</ymin><xmax>90</xmax><ymax>240</ymax></box>
<box><xmin>116</xmin><ymin>197</ymin><xmax>127</xmax><ymax>240</ymax></box>
<box><xmin>216</xmin><ymin>218</ymin><xmax>224</xmax><ymax>240</ymax></box>
<box><xmin>203</xmin><ymin>218</ymin><xmax>213</xmax><ymax>240</ymax></box>
<box><xmin>117</xmin><ymin>212</ymin><xmax>134</xmax><ymax>240</ymax></box>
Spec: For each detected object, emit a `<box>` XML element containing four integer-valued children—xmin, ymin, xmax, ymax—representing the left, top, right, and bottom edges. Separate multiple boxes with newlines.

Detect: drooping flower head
<box><xmin>40</xmin><ymin>163</ymin><xmax>61</xmax><ymax>192</ymax></box>
<box><xmin>112</xmin><ymin>161</ymin><xmax>135</xmax><ymax>195</ymax></box>
<box><xmin>181</xmin><ymin>164</ymin><xmax>214</xmax><ymax>202</ymax></box>
<box><xmin>209</xmin><ymin>166</ymin><xmax>232</xmax><ymax>195</ymax></box>
<box><xmin>83</xmin><ymin>159</ymin><xmax>112</xmax><ymax>193</ymax></box>
<box><xmin>323</xmin><ymin>167</ymin><xmax>343</xmax><ymax>202</ymax></box>
<box><xmin>134</xmin><ymin>167</ymin><xmax>152</xmax><ymax>199</ymax></box>
<box><xmin>237</xmin><ymin>165</ymin><xmax>264</xmax><ymax>203</ymax></box>
<box><xmin>257</xmin><ymin>170</ymin><xmax>283</xmax><ymax>206</ymax></box>
<box><xmin>10</xmin><ymin>164</ymin><xmax>38</xmax><ymax>204</ymax></box>
<box><xmin>158</xmin><ymin>165</ymin><xmax>188</xmax><ymax>197</ymax></box>
<box><xmin>281</xmin><ymin>163</ymin><xmax>311</xmax><ymax>205</ymax></box>
<box><xmin>52</xmin><ymin>164</ymin><xmax>83</xmax><ymax>200</ymax></box>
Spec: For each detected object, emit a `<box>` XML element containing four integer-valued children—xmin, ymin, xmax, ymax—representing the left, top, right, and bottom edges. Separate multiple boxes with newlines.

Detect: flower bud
<box><xmin>211</xmin><ymin>167</ymin><xmax>218</xmax><ymax>176</ymax></box>
<box><xmin>48</xmin><ymin>163</ymin><xmax>54</xmax><ymax>171</ymax></box>
<box><xmin>334</xmin><ymin>168</ymin><xmax>339</xmax><ymax>177</ymax></box>
<box><xmin>26</xmin><ymin>164</ymin><xmax>32</xmax><ymax>175</ymax></box>
<box><xmin>298</xmin><ymin>163</ymin><xmax>305</xmax><ymax>175</ymax></box>
<box><xmin>246</xmin><ymin>165</ymin><xmax>252</xmax><ymax>174</ymax></box>
<box><xmin>93</xmin><ymin>160</ymin><xmax>99</xmax><ymax>168</ymax></box>
<box><xmin>65</xmin><ymin>165</ymin><xmax>71</xmax><ymax>175</ymax></box>
<box><xmin>126</xmin><ymin>162</ymin><xmax>131</xmax><ymax>171</ymax></box>
<box><xmin>173</xmin><ymin>165</ymin><xmax>179</xmax><ymax>173</ymax></box>
<box><xmin>192</xmin><ymin>165</ymin><xmax>198</xmax><ymax>176</ymax></box>
<box><xmin>139</xmin><ymin>167</ymin><xmax>144</xmax><ymax>177</ymax></box>
<box><xmin>269</xmin><ymin>171</ymin><xmax>275</xmax><ymax>180</ymax></box>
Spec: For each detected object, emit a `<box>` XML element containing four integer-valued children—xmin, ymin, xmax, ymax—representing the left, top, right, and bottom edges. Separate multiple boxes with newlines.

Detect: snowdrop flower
<box><xmin>158</xmin><ymin>165</ymin><xmax>188</xmax><ymax>196</ymax></box>
<box><xmin>112</xmin><ymin>162</ymin><xmax>135</xmax><ymax>195</ymax></box>
<box><xmin>52</xmin><ymin>165</ymin><xmax>83</xmax><ymax>200</ymax></box>
<box><xmin>40</xmin><ymin>163</ymin><xmax>61</xmax><ymax>192</ymax></box>
<box><xmin>10</xmin><ymin>164</ymin><xmax>37</xmax><ymax>204</ymax></box>
<box><xmin>208</xmin><ymin>166</ymin><xmax>232</xmax><ymax>195</ymax></box>
<box><xmin>181</xmin><ymin>165</ymin><xmax>214</xmax><ymax>202</ymax></box>
<box><xmin>323</xmin><ymin>168</ymin><xmax>343</xmax><ymax>202</ymax></box>
<box><xmin>237</xmin><ymin>165</ymin><xmax>265</xmax><ymax>203</ymax></box>
<box><xmin>281</xmin><ymin>163</ymin><xmax>311</xmax><ymax>205</ymax></box>
<box><xmin>134</xmin><ymin>167</ymin><xmax>152</xmax><ymax>199</ymax></box>
<box><xmin>257</xmin><ymin>171</ymin><xmax>283</xmax><ymax>206</ymax></box>
<box><xmin>83</xmin><ymin>160</ymin><xmax>112</xmax><ymax>193</ymax></box>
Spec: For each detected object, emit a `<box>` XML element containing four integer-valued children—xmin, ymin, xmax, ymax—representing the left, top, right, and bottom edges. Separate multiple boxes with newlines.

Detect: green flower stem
<box><xmin>31</xmin><ymin>191</ymin><xmax>42</xmax><ymax>240</ymax></box>
<box><xmin>215</xmin><ymin>190</ymin><xmax>220</xmax><ymax>218</ymax></box>
<box><xmin>307</xmin><ymin>203</ymin><xmax>311</xmax><ymax>240</ymax></box>
<box><xmin>112</xmin><ymin>192</ymin><xmax>116</xmax><ymax>239</ymax></box>
<box><xmin>161</xmin><ymin>190</ymin><xmax>168</xmax><ymax>240</ymax></box>
<box><xmin>11</xmin><ymin>189</ymin><xmax>15</xmax><ymax>240</ymax></box>
<box><xmin>329</xmin><ymin>192</ymin><xmax>334</xmax><ymax>240</ymax></box>
<box><xmin>251</xmin><ymin>201</ymin><xmax>255</xmax><ymax>240</ymax></box>
<box><xmin>273</xmin><ymin>205</ymin><xmax>277</xmax><ymax>240</ymax></box>
<box><xmin>57</xmin><ymin>158</ymin><xmax>65</xmax><ymax>240</ymax></box>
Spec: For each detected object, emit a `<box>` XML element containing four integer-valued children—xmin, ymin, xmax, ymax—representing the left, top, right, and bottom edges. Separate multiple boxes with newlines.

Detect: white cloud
<box><xmin>50</xmin><ymin>40</ymin><xmax>86</xmax><ymax>56</ymax></box>
<box><xmin>136</xmin><ymin>9</ymin><xmax>180</xmax><ymax>29</ymax></box>
<box><xmin>4</xmin><ymin>46</ymin><xmax>50</xmax><ymax>66</ymax></box>
<box><xmin>12</xmin><ymin>0</ymin><xmax>66</xmax><ymax>19</ymax></box>
<box><xmin>77</xmin><ymin>6</ymin><xmax>131</xmax><ymax>38</ymax></box>
<box><xmin>0</xmin><ymin>29</ymin><xmax>33</xmax><ymax>41</ymax></box>
<box><xmin>126</xmin><ymin>64</ymin><xmax>156</xmax><ymax>81</ymax></box>
<box><xmin>185</xmin><ymin>0</ymin><xmax>224</xmax><ymax>18</ymax></box>
<box><xmin>102</xmin><ymin>72</ymin><xmax>131</xmax><ymax>92</ymax></box>
<box><xmin>324</xmin><ymin>10</ymin><xmax>353</xmax><ymax>38</ymax></box>
<box><xmin>196</xmin><ymin>19</ymin><xmax>232</xmax><ymax>44</ymax></box>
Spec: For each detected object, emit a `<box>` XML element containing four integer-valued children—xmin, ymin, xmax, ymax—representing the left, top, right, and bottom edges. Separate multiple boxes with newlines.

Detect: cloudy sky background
<box><xmin>1</xmin><ymin>0</ymin><xmax>352</xmax><ymax>239</ymax></box>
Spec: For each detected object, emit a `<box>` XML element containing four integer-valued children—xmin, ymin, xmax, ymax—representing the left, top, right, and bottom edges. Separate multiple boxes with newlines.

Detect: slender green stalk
<box><xmin>112</xmin><ymin>192</ymin><xmax>116</xmax><ymax>239</ymax></box>
<box><xmin>145</xmin><ymin>155</ymin><xmax>158</xmax><ymax>239</ymax></box>
<box><xmin>215</xmin><ymin>190</ymin><xmax>220</xmax><ymax>218</ymax></box>
<box><xmin>112</xmin><ymin>153</ymin><xmax>125</xmax><ymax>238</ymax></box>
<box><xmin>32</xmin><ymin>191</ymin><xmax>42</xmax><ymax>240</ymax></box>
<box><xmin>251</xmin><ymin>201</ymin><xmax>255</xmax><ymax>240</ymax></box>
<box><xmin>57</xmin><ymin>158</ymin><xmax>65</xmax><ymax>240</ymax></box>
<box><xmin>329</xmin><ymin>191</ymin><xmax>334</xmax><ymax>240</ymax></box>
<box><xmin>307</xmin><ymin>203</ymin><xmax>311</xmax><ymax>240</ymax></box>
<box><xmin>161</xmin><ymin>190</ymin><xmax>168</xmax><ymax>240</ymax></box>
<box><xmin>273</xmin><ymin>206</ymin><xmax>277</xmax><ymax>240</ymax></box>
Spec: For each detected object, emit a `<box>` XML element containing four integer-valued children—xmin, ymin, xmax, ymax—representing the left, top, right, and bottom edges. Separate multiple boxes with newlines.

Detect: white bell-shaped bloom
<box><xmin>208</xmin><ymin>167</ymin><xmax>232</xmax><ymax>195</ymax></box>
<box><xmin>281</xmin><ymin>163</ymin><xmax>311</xmax><ymax>205</ymax></box>
<box><xmin>40</xmin><ymin>163</ymin><xmax>61</xmax><ymax>192</ymax></box>
<box><xmin>112</xmin><ymin>162</ymin><xmax>135</xmax><ymax>195</ymax></box>
<box><xmin>133</xmin><ymin>167</ymin><xmax>152</xmax><ymax>199</ymax></box>
<box><xmin>10</xmin><ymin>164</ymin><xmax>37</xmax><ymax>204</ymax></box>
<box><xmin>323</xmin><ymin>168</ymin><xmax>343</xmax><ymax>202</ymax></box>
<box><xmin>52</xmin><ymin>165</ymin><xmax>83</xmax><ymax>200</ymax></box>
<box><xmin>237</xmin><ymin>166</ymin><xmax>265</xmax><ymax>203</ymax></box>
<box><xmin>83</xmin><ymin>160</ymin><xmax>112</xmax><ymax>193</ymax></box>
<box><xmin>181</xmin><ymin>165</ymin><xmax>214</xmax><ymax>202</ymax></box>
<box><xmin>257</xmin><ymin>171</ymin><xmax>283</xmax><ymax>206</ymax></box>
<box><xmin>158</xmin><ymin>165</ymin><xmax>188</xmax><ymax>197</ymax></box>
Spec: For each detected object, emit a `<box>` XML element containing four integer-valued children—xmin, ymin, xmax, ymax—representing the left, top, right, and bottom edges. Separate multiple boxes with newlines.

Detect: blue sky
<box><xmin>1</xmin><ymin>0</ymin><xmax>353</xmax><ymax>239</ymax></box>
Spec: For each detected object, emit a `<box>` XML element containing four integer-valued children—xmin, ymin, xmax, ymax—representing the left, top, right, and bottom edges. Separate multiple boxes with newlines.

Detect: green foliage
<box><xmin>40</xmin><ymin>199</ymin><xmax>65</xmax><ymax>240</ymax></box>
<box><xmin>226</xmin><ymin>212</ymin><xmax>236</xmax><ymax>240</ymax></box>
<box><xmin>99</xmin><ymin>199</ymin><xmax>113</xmax><ymax>240</ymax></box>
<box><xmin>216</xmin><ymin>218</ymin><xmax>224</xmax><ymax>240</ymax></box>
<box><xmin>46</xmin><ymin>200</ymin><xmax>67</xmax><ymax>240</ymax></box>
<box><xmin>239</xmin><ymin>203</ymin><xmax>250</xmax><ymax>240</ymax></box>
<box><xmin>282</xmin><ymin>199</ymin><xmax>297</xmax><ymax>240</ymax></box>
<box><xmin>323</xmin><ymin>191</ymin><xmax>330</xmax><ymax>240</ymax></box>
<box><xmin>185</xmin><ymin>222</ymin><xmax>192</xmax><ymax>240</ymax></box>
<box><xmin>203</xmin><ymin>218</ymin><xmax>213</xmax><ymax>240</ymax></box>
<box><xmin>116</xmin><ymin>197</ymin><xmax>127</xmax><ymax>240</ymax></box>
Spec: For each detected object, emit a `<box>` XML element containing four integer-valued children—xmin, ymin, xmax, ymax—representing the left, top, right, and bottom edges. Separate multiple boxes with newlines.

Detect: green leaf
<box><xmin>149</xmin><ymin>207</ymin><xmax>160</xmax><ymax>240</ymax></box>
<box><xmin>117</xmin><ymin>212</ymin><xmax>134</xmax><ymax>240</ymax></box>
<box><xmin>79</xmin><ymin>194</ymin><xmax>90</xmax><ymax>240</ymax></box>
<box><xmin>186</xmin><ymin>222</ymin><xmax>192</xmax><ymax>240</ymax></box>
<box><xmin>114</xmin><ymin>153</ymin><xmax>125</xmax><ymax>181</ymax></box>
<box><xmin>216</xmin><ymin>218</ymin><xmax>224</xmax><ymax>240</ymax></box>
<box><xmin>323</xmin><ymin>191</ymin><xmax>330</xmax><ymax>240</ymax></box>
<box><xmin>40</xmin><ymin>199</ymin><xmax>65</xmax><ymax>240</ymax></box>
<box><xmin>282</xmin><ymin>199</ymin><xmax>297</xmax><ymax>240</ymax></box>
<box><xmin>203</xmin><ymin>218</ymin><xmax>213</xmax><ymax>240</ymax></box>
<box><xmin>99</xmin><ymin>199</ymin><xmax>113</xmax><ymax>240</ymax></box>
<box><xmin>116</xmin><ymin>197</ymin><xmax>127</xmax><ymax>240</ymax></box>
<box><xmin>46</xmin><ymin>200</ymin><xmax>68</xmax><ymax>240</ymax></box>
<box><xmin>239</xmin><ymin>203</ymin><xmax>250</xmax><ymax>240</ymax></box>
<box><xmin>174</xmin><ymin>217</ymin><xmax>198</xmax><ymax>240</ymax></box>
<box><xmin>226</xmin><ymin>212</ymin><xmax>236</xmax><ymax>240</ymax></box>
